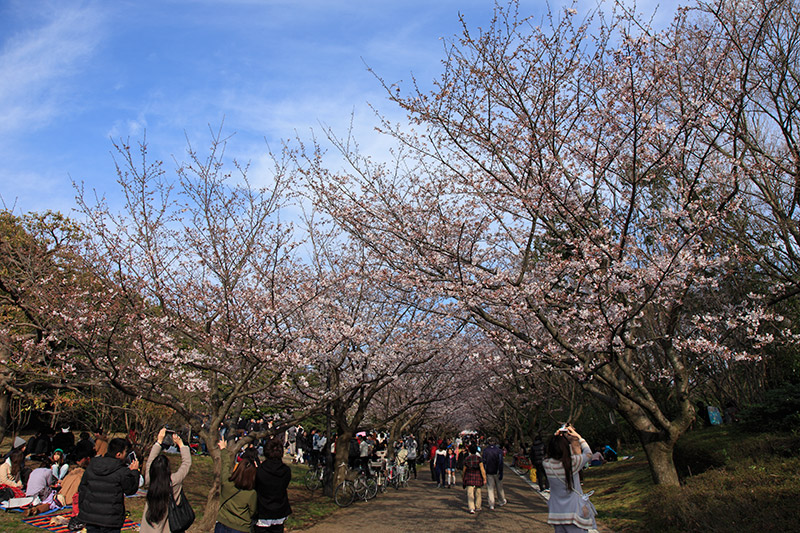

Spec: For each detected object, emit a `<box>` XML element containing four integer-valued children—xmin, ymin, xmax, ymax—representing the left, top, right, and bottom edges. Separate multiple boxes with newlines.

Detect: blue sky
<box><xmin>0</xmin><ymin>0</ymin><xmax>680</xmax><ymax>216</ymax></box>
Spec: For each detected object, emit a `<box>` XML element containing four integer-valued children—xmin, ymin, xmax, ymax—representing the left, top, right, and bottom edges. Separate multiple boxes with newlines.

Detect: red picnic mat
<box><xmin>22</xmin><ymin>513</ymin><xmax>139</xmax><ymax>532</ymax></box>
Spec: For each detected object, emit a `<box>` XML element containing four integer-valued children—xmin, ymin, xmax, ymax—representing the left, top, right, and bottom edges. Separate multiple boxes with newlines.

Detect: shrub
<box><xmin>674</xmin><ymin>426</ymin><xmax>800</xmax><ymax>478</ymax></box>
<box><xmin>644</xmin><ymin>457</ymin><xmax>800</xmax><ymax>532</ymax></box>
<box><xmin>738</xmin><ymin>382</ymin><xmax>800</xmax><ymax>433</ymax></box>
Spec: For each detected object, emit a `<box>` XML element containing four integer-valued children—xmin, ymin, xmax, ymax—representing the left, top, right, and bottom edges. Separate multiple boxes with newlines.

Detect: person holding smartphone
<box><xmin>77</xmin><ymin>438</ymin><xmax>140</xmax><ymax>533</ymax></box>
<box><xmin>140</xmin><ymin>428</ymin><xmax>192</xmax><ymax>533</ymax></box>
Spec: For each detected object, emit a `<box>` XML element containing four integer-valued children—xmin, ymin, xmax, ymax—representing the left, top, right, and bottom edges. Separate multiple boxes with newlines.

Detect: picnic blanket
<box><xmin>22</xmin><ymin>513</ymin><xmax>139</xmax><ymax>532</ymax></box>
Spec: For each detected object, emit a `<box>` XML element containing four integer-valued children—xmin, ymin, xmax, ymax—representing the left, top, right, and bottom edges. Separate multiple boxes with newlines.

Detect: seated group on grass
<box><xmin>0</xmin><ymin>434</ymin><xmax>97</xmax><ymax>517</ymax></box>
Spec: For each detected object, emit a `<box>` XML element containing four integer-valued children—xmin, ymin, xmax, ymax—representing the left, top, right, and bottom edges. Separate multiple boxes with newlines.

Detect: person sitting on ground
<box><xmin>71</xmin><ymin>432</ymin><xmax>95</xmax><ymax>463</ymax></box>
<box><xmin>140</xmin><ymin>428</ymin><xmax>192</xmax><ymax>533</ymax></box>
<box><xmin>589</xmin><ymin>450</ymin><xmax>605</xmax><ymax>467</ymax></box>
<box><xmin>602</xmin><ymin>444</ymin><xmax>617</xmax><ymax>462</ymax></box>
<box><xmin>27</xmin><ymin>430</ymin><xmax>53</xmax><ymax>459</ymax></box>
<box><xmin>52</xmin><ymin>427</ymin><xmax>75</xmax><ymax>456</ymax></box>
<box><xmin>56</xmin><ymin>451</ymin><xmax>92</xmax><ymax>508</ymax></box>
<box><xmin>215</xmin><ymin>439</ymin><xmax>258</xmax><ymax>533</ymax></box>
<box><xmin>51</xmin><ymin>449</ymin><xmax>69</xmax><ymax>481</ymax></box>
<box><xmin>25</xmin><ymin>457</ymin><xmax>55</xmax><ymax>498</ymax></box>
<box><xmin>0</xmin><ymin>448</ymin><xmax>25</xmax><ymax>489</ymax></box>
<box><xmin>22</xmin><ymin>457</ymin><xmax>60</xmax><ymax>516</ymax></box>
<box><xmin>93</xmin><ymin>428</ymin><xmax>109</xmax><ymax>458</ymax></box>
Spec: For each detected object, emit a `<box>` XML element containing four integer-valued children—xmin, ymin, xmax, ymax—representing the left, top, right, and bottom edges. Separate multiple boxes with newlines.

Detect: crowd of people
<box><xmin>0</xmin><ymin>423</ymin><xmax>293</xmax><ymax>533</ymax></box>
<box><xmin>2</xmin><ymin>420</ymin><xmax>603</xmax><ymax>533</ymax></box>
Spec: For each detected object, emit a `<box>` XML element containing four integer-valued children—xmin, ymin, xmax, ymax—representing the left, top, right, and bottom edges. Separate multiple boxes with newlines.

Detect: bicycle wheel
<box><xmin>304</xmin><ymin>468</ymin><xmax>322</xmax><ymax>491</ymax></box>
<box><xmin>353</xmin><ymin>476</ymin><xmax>370</xmax><ymax>501</ymax></box>
<box><xmin>364</xmin><ymin>477</ymin><xmax>378</xmax><ymax>500</ymax></box>
<box><xmin>376</xmin><ymin>473</ymin><xmax>387</xmax><ymax>493</ymax></box>
<box><xmin>334</xmin><ymin>481</ymin><xmax>356</xmax><ymax>507</ymax></box>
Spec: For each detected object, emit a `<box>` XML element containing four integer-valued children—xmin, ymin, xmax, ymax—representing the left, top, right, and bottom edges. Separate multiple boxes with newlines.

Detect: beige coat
<box><xmin>0</xmin><ymin>461</ymin><xmax>22</xmax><ymax>488</ymax></box>
<box><xmin>139</xmin><ymin>443</ymin><xmax>192</xmax><ymax>533</ymax></box>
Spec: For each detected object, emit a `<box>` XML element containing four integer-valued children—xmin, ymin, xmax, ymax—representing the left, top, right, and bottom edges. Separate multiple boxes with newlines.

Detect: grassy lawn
<box><xmin>0</xmin><ymin>450</ymin><xmax>338</xmax><ymax>532</ymax></box>
<box><xmin>582</xmin><ymin>454</ymin><xmax>655</xmax><ymax>533</ymax></box>
<box><xmin>583</xmin><ymin>426</ymin><xmax>800</xmax><ymax>533</ymax></box>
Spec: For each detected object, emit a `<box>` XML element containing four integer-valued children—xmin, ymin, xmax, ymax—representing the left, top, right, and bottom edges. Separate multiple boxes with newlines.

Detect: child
<box><xmin>445</xmin><ymin>447</ymin><xmax>457</xmax><ymax>488</ymax></box>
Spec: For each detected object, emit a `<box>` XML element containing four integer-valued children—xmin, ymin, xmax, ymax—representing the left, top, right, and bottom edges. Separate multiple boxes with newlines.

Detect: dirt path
<box><xmin>299</xmin><ymin>464</ymin><xmax>554</xmax><ymax>533</ymax></box>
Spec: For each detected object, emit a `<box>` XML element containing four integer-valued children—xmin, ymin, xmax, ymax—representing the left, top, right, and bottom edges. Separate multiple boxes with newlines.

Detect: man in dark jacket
<box><xmin>77</xmin><ymin>438</ymin><xmax>140</xmax><ymax>533</ymax></box>
<box><xmin>482</xmin><ymin>437</ymin><xmax>506</xmax><ymax>510</ymax></box>
<box><xmin>529</xmin><ymin>434</ymin><xmax>549</xmax><ymax>492</ymax></box>
<box><xmin>254</xmin><ymin>438</ymin><xmax>292</xmax><ymax>532</ymax></box>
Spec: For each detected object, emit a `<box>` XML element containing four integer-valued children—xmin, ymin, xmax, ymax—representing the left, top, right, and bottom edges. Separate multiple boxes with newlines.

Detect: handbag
<box><xmin>572</xmin><ymin>489</ymin><xmax>597</xmax><ymax>529</ymax></box>
<box><xmin>167</xmin><ymin>488</ymin><xmax>195</xmax><ymax>532</ymax></box>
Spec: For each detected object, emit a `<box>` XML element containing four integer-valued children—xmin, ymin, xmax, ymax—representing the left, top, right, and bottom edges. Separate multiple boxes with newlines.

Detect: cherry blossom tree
<box><xmin>0</xmin><ymin>211</ymin><xmax>102</xmax><ymax>442</ymax></box>
<box><xmin>73</xmin><ymin>128</ymin><xmax>324</xmax><ymax>526</ymax></box>
<box><xmin>279</xmin><ymin>235</ymin><xmax>472</xmax><ymax>484</ymax></box>
<box><xmin>302</xmin><ymin>2</ymin><xmax>781</xmax><ymax>485</ymax></box>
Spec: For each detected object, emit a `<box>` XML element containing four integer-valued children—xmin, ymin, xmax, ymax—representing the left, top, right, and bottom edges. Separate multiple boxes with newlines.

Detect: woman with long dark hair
<box><xmin>0</xmin><ymin>448</ymin><xmax>25</xmax><ymax>489</ymax></box>
<box><xmin>215</xmin><ymin>439</ymin><xmax>258</xmax><ymax>533</ymax></box>
<box><xmin>141</xmin><ymin>428</ymin><xmax>192</xmax><ymax>533</ymax></box>
<box><xmin>543</xmin><ymin>425</ymin><xmax>595</xmax><ymax>532</ymax></box>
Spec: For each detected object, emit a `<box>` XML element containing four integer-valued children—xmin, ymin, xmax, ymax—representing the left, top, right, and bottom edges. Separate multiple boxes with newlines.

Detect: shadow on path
<box><xmin>298</xmin><ymin>465</ymin><xmax>552</xmax><ymax>532</ymax></box>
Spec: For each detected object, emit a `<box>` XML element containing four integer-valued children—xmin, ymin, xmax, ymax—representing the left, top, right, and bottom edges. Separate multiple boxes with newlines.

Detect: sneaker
<box><xmin>499</xmin><ymin>499</ymin><xmax>507</xmax><ymax>506</ymax></box>
<box><xmin>489</xmin><ymin>505</ymin><xmax>495</xmax><ymax>510</ymax></box>
<box><xmin>476</xmin><ymin>508</ymin><xmax>482</xmax><ymax>512</ymax></box>
<box><xmin>469</xmin><ymin>509</ymin><xmax>475</xmax><ymax>514</ymax></box>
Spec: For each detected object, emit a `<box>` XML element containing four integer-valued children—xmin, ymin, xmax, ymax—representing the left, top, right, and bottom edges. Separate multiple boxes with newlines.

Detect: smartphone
<box><xmin>127</xmin><ymin>450</ymin><xmax>137</xmax><ymax>464</ymax></box>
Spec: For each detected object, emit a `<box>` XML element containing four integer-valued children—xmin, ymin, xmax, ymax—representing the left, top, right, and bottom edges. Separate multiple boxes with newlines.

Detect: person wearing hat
<box><xmin>52</xmin><ymin>427</ymin><xmax>75</xmax><ymax>456</ymax></box>
<box><xmin>50</xmin><ymin>449</ymin><xmax>69</xmax><ymax>481</ymax></box>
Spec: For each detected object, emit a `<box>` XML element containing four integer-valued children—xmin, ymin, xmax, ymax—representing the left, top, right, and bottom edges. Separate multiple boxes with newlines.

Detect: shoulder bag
<box><xmin>167</xmin><ymin>488</ymin><xmax>195</xmax><ymax>532</ymax></box>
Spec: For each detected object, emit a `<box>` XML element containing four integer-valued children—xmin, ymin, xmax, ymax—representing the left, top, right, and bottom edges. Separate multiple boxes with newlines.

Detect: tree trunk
<box><xmin>198</xmin><ymin>439</ymin><xmax>223</xmax><ymax>532</ymax></box>
<box><xmin>640</xmin><ymin>438</ymin><xmax>680</xmax><ymax>486</ymax></box>
<box><xmin>333</xmin><ymin>430</ymin><xmax>353</xmax><ymax>487</ymax></box>
<box><xmin>613</xmin><ymin>396</ymin><xmax>683</xmax><ymax>486</ymax></box>
<box><xmin>0</xmin><ymin>388</ymin><xmax>10</xmax><ymax>446</ymax></box>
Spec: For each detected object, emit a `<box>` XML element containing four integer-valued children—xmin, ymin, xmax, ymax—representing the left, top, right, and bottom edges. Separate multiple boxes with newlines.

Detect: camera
<box><xmin>162</xmin><ymin>429</ymin><xmax>176</xmax><ymax>448</ymax></box>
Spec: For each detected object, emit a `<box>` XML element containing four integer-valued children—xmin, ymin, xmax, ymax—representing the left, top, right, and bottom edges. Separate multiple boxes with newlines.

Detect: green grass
<box><xmin>582</xmin><ymin>454</ymin><xmax>655</xmax><ymax>533</ymax></box>
<box><xmin>582</xmin><ymin>427</ymin><xmax>800</xmax><ymax>533</ymax></box>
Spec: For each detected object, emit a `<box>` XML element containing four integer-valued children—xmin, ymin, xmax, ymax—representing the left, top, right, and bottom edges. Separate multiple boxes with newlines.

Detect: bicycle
<box><xmin>304</xmin><ymin>461</ymin><xmax>329</xmax><ymax>491</ymax></box>
<box><xmin>333</xmin><ymin>464</ymin><xmax>377</xmax><ymax>507</ymax></box>
<box><xmin>380</xmin><ymin>459</ymin><xmax>405</xmax><ymax>490</ymax></box>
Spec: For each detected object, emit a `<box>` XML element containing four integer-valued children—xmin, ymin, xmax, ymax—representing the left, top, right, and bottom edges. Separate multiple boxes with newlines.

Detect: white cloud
<box><xmin>0</xmin><ymin>3</ymin><xmax>107</xmax><ymax>135</ymax></box>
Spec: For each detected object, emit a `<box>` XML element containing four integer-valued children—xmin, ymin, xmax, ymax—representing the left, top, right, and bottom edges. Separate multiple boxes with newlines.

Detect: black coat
<box><xmin>77</xmin><ymin>456</ymin><xmax>140</xmax><ymax>528</ymax></box>
<box><xmin>529</xmin><ymin>440</ymin><xmax>546</xmax><ymax>465</ymax></box>
<box><xmin>255</xmin><ymin>458</ymin><xmax>292</xmax><ymax>520</ymax></box>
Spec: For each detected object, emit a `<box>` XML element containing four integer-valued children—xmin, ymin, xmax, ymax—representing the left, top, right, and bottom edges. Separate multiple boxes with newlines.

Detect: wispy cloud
<box><xmin>0</xmin><ymin>3</ymin><xmax>107</xmax><ymax>135</ymax></box>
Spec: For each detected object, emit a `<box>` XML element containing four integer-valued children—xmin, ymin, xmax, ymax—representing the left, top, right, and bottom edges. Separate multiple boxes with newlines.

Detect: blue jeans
<box><xmin>215</xmin><ymin>523</ymin><xmax>248</xmax><ymax>533</ymax></box>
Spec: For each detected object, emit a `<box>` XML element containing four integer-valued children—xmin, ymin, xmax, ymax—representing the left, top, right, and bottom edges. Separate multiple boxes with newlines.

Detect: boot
<box><xmin>23</xmin><ymin>503</ymin><xmax>50</xmax><ymax>517</ymax></box>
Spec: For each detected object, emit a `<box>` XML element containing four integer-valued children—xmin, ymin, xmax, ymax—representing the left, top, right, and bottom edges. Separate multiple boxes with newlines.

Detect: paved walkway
<box><xmin>300</xmin><ymin>464</ymin><xmax>554</xmax><ymax>533</ymax></box>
